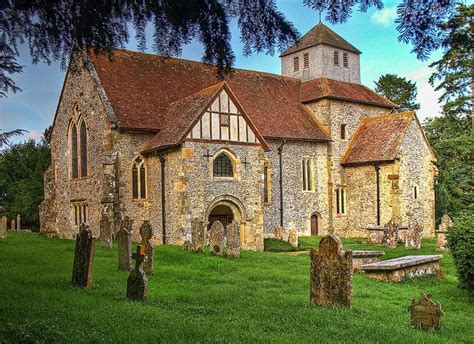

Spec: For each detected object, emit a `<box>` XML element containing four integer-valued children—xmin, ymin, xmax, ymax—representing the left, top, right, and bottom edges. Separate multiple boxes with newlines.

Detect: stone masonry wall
<box><xmin>264</xmin><ymin>140</ymin><xmax>329</xmax><ymax>236</ymax></box>
<box><xmin>398</xmin><ymin>119</ymin><xmax>436</xmax><ymax>237</ymax></box>
<box><xmin>40</xmin><ymin>55</ymin><xmax>113</xmax><ymax>238</ymax></box>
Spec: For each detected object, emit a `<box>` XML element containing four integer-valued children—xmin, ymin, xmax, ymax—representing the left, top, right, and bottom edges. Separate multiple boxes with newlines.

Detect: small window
<box><xmin>79</xmin><ymin>120</ymin><xmax>88</xmax><ymax>177</ymax></box>
<box><xmin>72</xmin><ymin>202</ymin><xmax>88</xmax><ymax>227</ymax></box>
<box><xmin>293</xmin><ymin>56</ymin><xmax>299</xmax><ymax>72</ymax></box>
<box><xmin>303</xmin><ymin>53</ymin><xmax>309</xmax><ymax>69</ymax></box>
<box><xmin>414</xmin><ymin>186</ymin><xmax>418</xmax><ymax>199</ymax></box>
<box><xmin>340</xmin><ymin>124</ymin><xmax>347</xmax><ymax>140</ymax></box>
<box><xmin>71</xmin><ymin>124</ymin><xmax>78</xmax><ymax>179</ymax></box>
<box><xmin>334</xmin><ymin>51</ymin><xmax>339</xmax><ymax>66</ymax></box>
<box><xmin>343</xmin><ymin>52</ymin><xmax>349</xmax><ymax>68</ymax></box>
<box><xmin>213</xmin><ymin>153</ymin><xmax>233</xmax><ymax>177</ymax></box>
<box><xmin>302</xmin><ymin>158</ymin><xmax>314</xmax><ymax>191</ymax></box>
<box><xmin>263</xmin><ymin>163</ymin><xmax>271</xmax><ymax>204</ymax></box>
<box><xmin>336</xmin><ymin>187</ymin><xmax>346</xmax><ymax>214</ymax></box>
<box><xmin>132</xmin><ymin>156</ymin><xmax>147</xmax><ymax>199</ymax></box>
<box><xmin>220</xmin><ymin>114</ymin><xmax>230</xmax><ymax>127</ymax></box>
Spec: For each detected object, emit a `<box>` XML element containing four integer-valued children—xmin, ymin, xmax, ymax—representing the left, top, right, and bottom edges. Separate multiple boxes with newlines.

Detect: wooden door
<box><xmin>311</xmin><ymin>214</ymin><xmax>319</xmax><ymax>236</ymax></box>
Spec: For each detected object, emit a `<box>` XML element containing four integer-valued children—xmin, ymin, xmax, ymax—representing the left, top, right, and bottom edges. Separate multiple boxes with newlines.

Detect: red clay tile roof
<box><xmin>280</xmin><ymin>23</ymin><xmax>361</xmax><ymax>57</ymax></box>
<box><xmin>141</xmin><ymin>83</ymin><xmax>224</xmax><ymax>153</ymax></box>
<box><xmin>300</xmin><ymin>77</ymin><xmax>398</xmax><ymax>108</ymax></box>
<box><xmin>88</xmin><ymin>49</ymin><xmax>329</xmax><ymax>142</ymax></box>
<box><xmin>341</xmin><ymin>112</ymin><xmax>415</xmax><ymax>165</ymax></box>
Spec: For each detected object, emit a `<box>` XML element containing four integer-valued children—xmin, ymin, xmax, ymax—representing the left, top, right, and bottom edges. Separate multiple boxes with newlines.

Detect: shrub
<box><xmin>447</xmin><ymin>213</ymin><xmax>474</xmax><ymax>292</ymax></box>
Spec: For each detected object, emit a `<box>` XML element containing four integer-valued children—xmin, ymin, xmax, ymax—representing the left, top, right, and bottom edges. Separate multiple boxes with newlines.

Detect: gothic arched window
<box><xmin>79</xmin><ymin>120</ymin><xmax>88</xmax><ymax>177</ymax></box>
<box><xmin>132</xmin><ymin>156</ymin><xmax>147</xmax><ymax>199</ymax></box>
<box><xmin>70</xmin><ymin>123</ymin><xmax>78</xmax><ymax>179</ymax></box>
<box><xmin>213</xmin><ymin>153</ymin><xmax>233</xmax><ymax>177</ymax></box>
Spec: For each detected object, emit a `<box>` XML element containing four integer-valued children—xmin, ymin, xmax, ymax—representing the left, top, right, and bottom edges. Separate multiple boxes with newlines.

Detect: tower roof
<box><xmin>280</xmin><ymin>23</ymin><xmax>361</xmax><ymax>57</ymax></box>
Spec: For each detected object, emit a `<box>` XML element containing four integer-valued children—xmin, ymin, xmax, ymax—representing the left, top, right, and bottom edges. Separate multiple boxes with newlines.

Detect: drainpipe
<box><xmin>277</xmin><ymin>140</ymin><xmax>287</xmax><ymax>227</ymax></box>
<box><xmin>375</xmin><ymin>165</ymin><xmax>381</xmax><ymax>226</ymax></box>
<box><xmin>159</xmin><ymin>154</ymin><xmax>167</xmax><ymax>244</ymax></box>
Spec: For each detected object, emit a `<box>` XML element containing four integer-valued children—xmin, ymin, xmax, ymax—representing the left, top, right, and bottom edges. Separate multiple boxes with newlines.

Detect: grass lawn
<box><xmin>0</xmin><ymin>232</ymin><xmax>473</xmax><ymax>343</ymax></box>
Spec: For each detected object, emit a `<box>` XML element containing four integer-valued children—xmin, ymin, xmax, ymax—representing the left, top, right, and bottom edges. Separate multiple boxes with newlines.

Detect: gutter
<box><xmin>375</xmin><ymin>165</ymin><xmax>381</xmax><ymax>226</ymax></box>
<box><xmin>159</xmin><ymin>154</ymin><xmax>167</xmax><ymax>244</ymax></box>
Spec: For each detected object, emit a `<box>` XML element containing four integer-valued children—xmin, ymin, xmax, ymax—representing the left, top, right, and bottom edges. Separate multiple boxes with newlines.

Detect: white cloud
<box><xmin>371</xmin><ymin>7</ymin><xmax>397</xmax><ymax>27</ymax></box>
<box><xmin>26</xmin><ymin>130</ymin><xmax>44</xmax><ymax>140</ymax></box>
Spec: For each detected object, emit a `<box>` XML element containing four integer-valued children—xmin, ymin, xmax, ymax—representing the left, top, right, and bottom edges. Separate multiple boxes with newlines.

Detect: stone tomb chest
<box><xmin>352</xmin><ymin>250</ymin><xmax>385</xmax><ymax>272</ymax></box>
<box><xmin>362</xmin><ymin>255</ymin><xmax>442</xmax><ymax>282</ymax></box>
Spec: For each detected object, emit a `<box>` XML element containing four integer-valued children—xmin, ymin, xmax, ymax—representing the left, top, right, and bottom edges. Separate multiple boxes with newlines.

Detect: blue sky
<box><xmin>0</xmin><ymin>0</ymin><xmax>463</xmax><ymax>143</ymax></box>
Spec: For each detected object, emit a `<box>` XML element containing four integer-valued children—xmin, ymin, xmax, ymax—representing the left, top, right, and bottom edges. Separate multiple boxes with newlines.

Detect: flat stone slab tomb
<box><xmin>352</xmin><ymin>250</ymin><xmax>385</xmax><ymax>272</ymax></box>
<box><xmin>362</xmin><ymin>255</ymin><xmax>443</xmax><ymax>282</ymax></box>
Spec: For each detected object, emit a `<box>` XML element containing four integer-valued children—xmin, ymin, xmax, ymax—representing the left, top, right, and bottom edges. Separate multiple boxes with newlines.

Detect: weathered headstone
<box><xmin>405</xmin><ymin>223</ymin><xmax>423</xmax><ymax>250</ymax></box>
<box><xmin>16</xmin><ymin>214</ymin><xmax>20</xmax><ymax>231</ymax></box>
<box><xmin>191</xmin><ymin>218</ymin><xmax>205</xmax><ymax>252</ymax></box>
<box><xmin>71</xmin><ymin>224</ymin><xmax>95</xmax><ymax>288</ymax></box>
<box><xmin>288</xmin><ymin>228</ymin><xmax>298</xmax><ymax>248</ymax></box>
<box><xmin>1</xmin><ymin>216</ymin><xmax>6</xmax><ymax>239</ymax></box>
<box><xmin>10</xmin><ymin>219</ymin><xmax>15</xmax><ymax>231</ymax></box>
<box><xmin>140</xmin><ymin>221</ymin><xmax>155</xmax><ymax>274</ymax></box>
<box><xmin>310</xmin><ymin>234</ymin><xmax>353</xmax><ymax>308</ymax></box>
<box><xmin>436</xmin><ymin>214</ymin><xmax>453</xmax><ymax>252</ymax></box>
<box><xmin>117</xmin><ymin>216</ymin><xmax>133</xmax><ymax>270</ymax></box>
<box><xmin>274</xmin><ymin>226</ymin><xmax>283</xmax><ymax>240</ymax></box>
<box><xmin>226</xmin><ymin>221</ymin><xmax>240</xmax><ymax>258</ymax></box>
<box><xmin>126</xmin><ymin>245</ymin><xmax>148</xmax><ymax>301</ymax></box>
<box><xmin>99</xmin><ymin>209</ymin><xmax>113</xmax><ymax>248</ymax></box>
<box><xmin>409</xmin><ymin>293</ymin><xmax>444</xmax><ymax>331</ymax></box>
<box><xmin>210</xmin><ymin>220</ymin><xmax>225</xmax><ymax>256</ymax></box>
<box><xmin>383</xmin><ymin>219</ymin><xmax>399</xmax><ymax>248</ymax></box>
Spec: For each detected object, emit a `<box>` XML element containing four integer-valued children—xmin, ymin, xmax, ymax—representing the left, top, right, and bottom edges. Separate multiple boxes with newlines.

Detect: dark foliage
<box><xmin>375</xmin><ymin>74</ymin><xmax>420</xmax><ymax>110</ymax></box>
<box><xmin>0</xmin><ymin>137</ymin><xmax>50</xmax><ymax>230</ymax></box>
<box><xmin>447</xmin><ymin>213</ymin><xmax>474</xmax><ymax>292</ymax></box>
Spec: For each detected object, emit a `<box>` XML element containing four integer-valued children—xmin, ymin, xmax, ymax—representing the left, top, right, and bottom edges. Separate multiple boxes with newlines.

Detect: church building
<box><xmin>40</xmin><ymin>23</ymin><xmax>437</xmax><ymax>250</ymax></box>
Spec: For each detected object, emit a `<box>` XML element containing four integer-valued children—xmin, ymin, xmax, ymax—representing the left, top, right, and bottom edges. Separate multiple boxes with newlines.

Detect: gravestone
<box><xmin>126</xmin><ymin>245</ymin><xmax>148</xmax><ymax>301</ymax></box>
<box><xmin>16</xmin><ymin>214</ymin><xmax>20</xmax><ymax>231</ymax></box>
<box><xmin>191</xmin><ymin>218</ymin><xmax>205</xmax><ymax>252</ymax></box>
<box><xmin>210</xmin><ymin>220</ymin><xmax>225</xmax><ymax>256</ymax></box>
<box><xmin>288</xmin><ymin>229</ymin><xmax>298</xmax><ymax>248</ymax></box>
<box><xmin>117</xmin><ymin>216</ymin><xmax>133</xmax><ymax>270</ymax></box>
<box><xmin>10</xmin><ymin>219</ymin><xmax>15</xmax><ymax>231</ymax></box>
<box><xmin>436</xmin><ymin>214</ymin><xmax>453</xmax><ymax>252</ymax></box>
<box><xmin>226</xmin><ymin>221</ymin><xmax>240</xmax><ymax>258</ymax></box>
<box><xmin>274</xmin><ymin>226</ymin><xmax>283</xmax><ymax>240</ymax></box>
<box><xmin>310</xmin><ymin>234</ymin><xmax>353</xmax><ymax>308</ymax></box>
<box><xmin>99</xmin><ymin>210</ymin><xmax>113</xmax><ymax>248</ymax></box>
<box><xmin>405</xmin><ymin>223</ymin><xmax>423</xmax><ymax>250</ymax></box>
<box><xmin>383</xmin><ymin>219</ymin><xmax>399</xmax><ymax>248</ymax></box>
<box><xmin>140</xmin><ymin>221</ymin><xmax>155</xmax><ymax>275</ymax></box>
<box><xmin>71</xmin><ymin>224</ymin><xmax>95</xmax><ymax>288</ymax></box>
<box><xmin>182</xmin><ymin>240</ymin><xmax>192</xmax><ymax>250</ymax></box>
<box><xmin>409</xmin><ymin>293</ymin><xmax>444</xmax><ymax>331</ymax></box>
<box><xmin>1</xmin><ymin>216</ymin><xmax>6</xmax><ymax>239</ymax></box>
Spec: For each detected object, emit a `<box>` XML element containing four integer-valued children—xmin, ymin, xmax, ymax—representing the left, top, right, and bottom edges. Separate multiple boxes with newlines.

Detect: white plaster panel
<box><xmin>211</xmin><ymin>113</ymin><xmax>220</xmax><ymax>139</ymax></box>
<box><xmin>202</xmin><ymin>112</ymin><xmax>211</xmax><ymax>139</ymax></box>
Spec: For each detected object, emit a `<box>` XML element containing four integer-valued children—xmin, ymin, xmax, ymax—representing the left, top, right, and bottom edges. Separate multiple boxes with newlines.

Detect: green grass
<box><xmin>0</xmin><ymin>232</ymin><xmax>473</xmax><ymax>343</ymax></box>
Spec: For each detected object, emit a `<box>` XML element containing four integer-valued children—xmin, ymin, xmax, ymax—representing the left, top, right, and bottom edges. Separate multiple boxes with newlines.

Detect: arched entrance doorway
<box><xmin>208</xmin><ymin>204</ymin><xmax>234</xmax><ymax>229</ymax></box>
<box><xmin>311</xmin><ymin>213</ymin><xmax>321</xmax><ymax>236</ymax></box>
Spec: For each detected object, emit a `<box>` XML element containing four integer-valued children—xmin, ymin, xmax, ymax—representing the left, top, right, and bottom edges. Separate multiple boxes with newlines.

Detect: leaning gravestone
<box><xmin>2</xmin><ymin>216</ymin><xmax>7</xmax><ymax>234</ymax></box>
<box><xmin>383</xmin><ymin>219</ymin><xmax>399</xmax><ymax>248</ymax></box>
<box><xmin>274</xmin><ymin>226</ymin><xmax>283</xmax><ymax>241</ymax></box>
<box><xmin>210</xmin><ymin>221</ymin><xmax>225</xmax><ymax>256</ymax></box>
<box><xmin>288</xmin><ymin>228</ymin><xmax>298</xmax><ymax>248</ymax></box>
<box><xmin>310</xmin><ymin>234</ymin><xmax>353</xmax><ymax>308</ymax></box>
<box><xmin>409</xmin><ymin>293</ymin><xmax>444</xmax><ymax>331</ymax></box>
<box><xmin>10</xmin><ymin>219</ymin><xmax>15</xmax><ymax>231</ymax></box>
<box><xmin>126</xmin><ymin>245</ymin><xmax>148</xmax><ymax>301</ymax></box>
<box><xmin>140</xmin><ymin>221</ymin><xmax>155</xmax><ymax>275</ymax></box>
<box><xmin>406</xmin><ymin>223</ymin><xmax>423</xmax><ymax>250</ymax></box>
<box><xmin>436</xmin><ymin>214</ymin><xmax>453</xmax><ymax>252</ymax></box>
<box><xmin>117</xmin><ymin>216</ymin><xmax>133</xmax><ymax>270</ymax></box>
<box><xmin>1</xmin><ymin>217</ymin><xmax>6</xmax><ymax>239</ymax></box>
<box><xmin>191</xmin><ymin>218</ymin><xmax>205</xmax><ymax>252</ymax></box>
<box><xmin>226</xmin><ymin>221</ymin><xmax>240</xmax><ymax>258</ymax></box>
<box><xmin>72</xmin><ymin>223</ymin><xmax>95</xmax><ymax>288</ymax></box>
<box><xmin>16</xmin><ymin>214</ymin><xmax>20</xmax><ymax>231</ymax></box>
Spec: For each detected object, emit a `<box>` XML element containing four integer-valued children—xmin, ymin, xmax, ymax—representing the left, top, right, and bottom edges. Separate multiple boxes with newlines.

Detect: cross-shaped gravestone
<box><xmin>140</xmin><ymin>221</ymin><xmax>155</xmax><ymax>275</ymax></box>
<box><xmin>126</xmin><ymin>245</ymin><xmax>148</xmax><ymax>301</ymax></box>
<box><xmin>117</xmin><ymin>216</ymin><xmax>133</xmax><ymax>270</ymax></box>
<box><xmin>71</xmin><ymin>223</ymin><xmax>95</xmax><ymax>288</ymax></box>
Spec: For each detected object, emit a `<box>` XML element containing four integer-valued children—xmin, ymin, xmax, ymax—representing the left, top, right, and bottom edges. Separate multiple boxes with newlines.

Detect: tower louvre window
<box><xmin>343</xmin><ymin>52</ymin><xmax>349</xmax><ymax>68</ymax></box>
<box><xmin>293</xmin><ymin>56</ymin><xmax>299</xmax><ymax>72</ymax></box>
<box><xmin>334</xmin><ymin>51</ymin><xmax>339</xmax><ymax>66</ymax></box>
<box><xmin>303</xmin><ymin>53</ymin><xmax>309</xmax><ymax>69</ymax></box>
